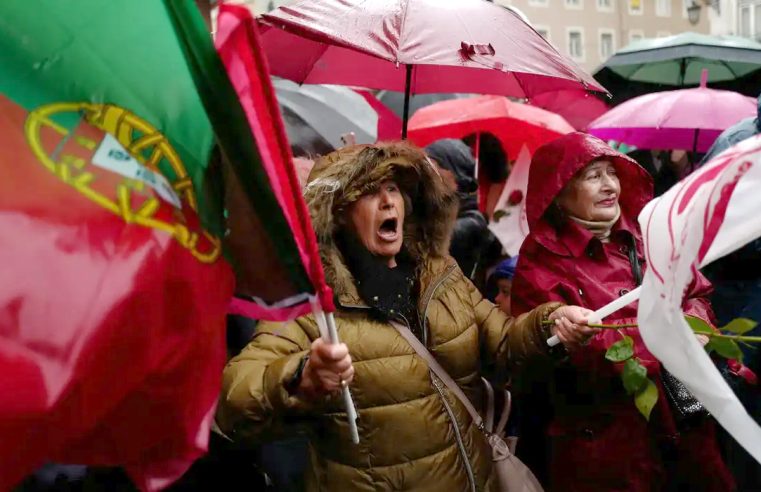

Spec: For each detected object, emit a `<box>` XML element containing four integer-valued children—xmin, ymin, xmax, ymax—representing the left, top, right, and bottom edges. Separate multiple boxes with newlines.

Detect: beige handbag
<box><xmin>390</xmin><ymin>321</ymin><xmax>544</xmax><ymax>492</ymax></box>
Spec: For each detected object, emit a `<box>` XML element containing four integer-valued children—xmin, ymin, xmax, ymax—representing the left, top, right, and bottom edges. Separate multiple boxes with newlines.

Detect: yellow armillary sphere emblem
<box><xmin>25</xmin><ymin>101</ymin><xmax>221</xmax><ymax>263</ymax></box>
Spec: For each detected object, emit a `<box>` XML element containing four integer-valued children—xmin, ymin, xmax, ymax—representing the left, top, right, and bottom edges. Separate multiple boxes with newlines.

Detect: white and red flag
<box><xmin>637</xmin><ymin>134</ymin><xmax>761</xmax><ymax>463</ymax></box>
<box><xmin>488</xmin><ymin>145</ymin><xmax>531</xmax><ymax>256</ymax></box>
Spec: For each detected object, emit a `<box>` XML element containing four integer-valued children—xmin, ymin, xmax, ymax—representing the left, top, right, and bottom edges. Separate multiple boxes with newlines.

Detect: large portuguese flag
<box><xmin>0</xmin><ymin>1</ymin><xmax>326</xmax><ymax>489</ymax></box>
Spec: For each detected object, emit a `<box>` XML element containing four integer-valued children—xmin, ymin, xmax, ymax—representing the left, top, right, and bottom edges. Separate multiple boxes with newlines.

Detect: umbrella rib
<box><xmin>301</xmin><ymin>41</ymin><xmax>333</xmax><ymax>85</ymax></box>
<box><xmin>717</xmin><ymin>59</ymin><xmax>740</xmax><ymax>79</ymax></box>
<box><xmin>626</xmin><ymin>62</ymin><xmax>648</xmax><ymax>82</ymax></box>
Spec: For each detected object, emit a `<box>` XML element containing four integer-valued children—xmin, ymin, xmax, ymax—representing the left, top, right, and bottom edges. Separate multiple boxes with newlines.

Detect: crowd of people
<box><xmin>211</xmin><ymin>126</ymin><xmax>761</xmax><ymax>492</ymax></box>
<box><xmin>19</xmin><ymin>106</ymin><xmax>761</xmax><ymax>492</ymax></box>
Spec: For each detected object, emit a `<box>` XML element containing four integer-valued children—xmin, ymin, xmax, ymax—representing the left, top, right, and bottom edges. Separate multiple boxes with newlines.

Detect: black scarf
<box><xmin>337</xmin><ymin>232</ymin><xmax>420</xmax><ymax>331</ymax></box>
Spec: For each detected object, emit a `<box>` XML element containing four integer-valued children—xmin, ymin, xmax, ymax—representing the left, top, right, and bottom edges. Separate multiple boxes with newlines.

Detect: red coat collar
<box><xmin>532</xmin><ymin>213</ymin><xmax>641</xmax><ymax>258</ymax></box>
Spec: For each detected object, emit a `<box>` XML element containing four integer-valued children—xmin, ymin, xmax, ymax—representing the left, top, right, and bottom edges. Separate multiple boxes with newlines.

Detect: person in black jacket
<box><xmin>698</xmin><ymin>93</ymin><xmax>761</xmax><ymax>492</ymax></box>
<box><xmin>425</xmin><ymin>139</ymin><xmax>500</xmax><ymax>284</ymax></box>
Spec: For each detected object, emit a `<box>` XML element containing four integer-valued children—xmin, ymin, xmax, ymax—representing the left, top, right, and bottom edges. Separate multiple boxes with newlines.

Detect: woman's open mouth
<box><xmin>377</xmin><ymin>217</ymin><xmax>399</xmax><ymax>242</ymax></box>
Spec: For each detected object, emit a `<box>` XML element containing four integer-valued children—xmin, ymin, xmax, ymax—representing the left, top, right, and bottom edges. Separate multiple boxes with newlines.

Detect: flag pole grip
<box><xmin>326</xmin><ymin>312</ymin><xmax>360</xmax><ymax>444</ymax></box>
<box><xmin>547</xmin><ymin>287</ymin><xmax>642</xmax><ymax>347</ymax></box>
<box><xmin>312</xmin><ymin>301</ymin><xmax>360</xmax><ymax>444</ymax></box>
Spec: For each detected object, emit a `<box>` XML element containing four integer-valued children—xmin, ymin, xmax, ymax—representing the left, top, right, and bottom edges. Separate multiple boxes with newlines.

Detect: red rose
<box><xmin>507</xmin><ymin>189</ymin><xmax>523</xmax><ymax>206</ymax></box>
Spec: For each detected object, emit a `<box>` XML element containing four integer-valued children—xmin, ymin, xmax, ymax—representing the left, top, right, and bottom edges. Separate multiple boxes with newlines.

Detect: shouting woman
<box><xmin>217</xmin><ymin>141</ymin><xmax>592</xmax><ymax>491</ymax></box>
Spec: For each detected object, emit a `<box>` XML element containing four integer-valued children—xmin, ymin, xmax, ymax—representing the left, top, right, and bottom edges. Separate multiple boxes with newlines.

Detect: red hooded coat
<box><xmin>512</xmin><ymin>133</ymin><xmax>733</xmax><ymax>491</ymax></box>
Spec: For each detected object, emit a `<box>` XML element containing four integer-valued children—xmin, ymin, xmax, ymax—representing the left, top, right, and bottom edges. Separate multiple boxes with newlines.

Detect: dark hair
<box><xmin>543</xmin><ymin>201</ymin><xmax>567</xmax><ymax>231</ymax></box>
<box><xmin>462</xmin><ymin>132</ymin><xmax>509</xmax><ymax>182</ymax></box>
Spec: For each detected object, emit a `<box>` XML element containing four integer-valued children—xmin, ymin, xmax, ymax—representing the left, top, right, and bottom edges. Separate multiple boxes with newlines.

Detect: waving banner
<box><xmin>488</xmin><ymin>144</ymin><xmax>531</xmax><ymax>256</ymax></box>
<box><xmin>638</xmin><ymin>134</ymin><xmax>761</xmax><ymax>463</ymax></box>
<box><xmin>0</xmin><ymin>1</ymin><xmax>235</xmax><ymax>489</ymax></box>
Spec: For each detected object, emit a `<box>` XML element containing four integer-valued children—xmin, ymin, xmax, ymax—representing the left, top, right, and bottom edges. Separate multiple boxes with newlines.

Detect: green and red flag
<box><xmin>176</xmin><ymin>1</ymin><xmax>357</xmax><ymax>441</ymax></box>
<box><xmin>0</xmin><ymin>1</ymin><xmax>233</xmax><ymax>489</ymax></box>
<box><xmin>167</xmin><ymin>1</ymin><xmax>334</xmax><ymax>319</ymax></box>
<box><xmin>0</xmin><ymin>0</ymin><xmax>334</xmax><ymax>488</ymax></box>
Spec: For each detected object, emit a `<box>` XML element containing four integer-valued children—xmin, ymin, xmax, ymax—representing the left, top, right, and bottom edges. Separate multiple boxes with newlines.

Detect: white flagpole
<box><xmin>547</xmin><ymin>286</ymin><xmax>642</xmax><ymax>347</ymax></box>
<box><xmin>312</xmin><ymin>300</ymin><xmax>360</xmax><ymax>444</ymax></box>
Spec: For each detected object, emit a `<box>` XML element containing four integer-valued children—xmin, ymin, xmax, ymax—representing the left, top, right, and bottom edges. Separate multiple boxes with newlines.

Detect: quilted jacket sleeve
<box><xmin>216</xmin><ymin>316</ymin><xmax>318</xmax><ymax>442</ymax></box>
<box><xmin>458</xmin><ymin>268</ymin><xmax>561</xmax><ymax>373</ymax></box>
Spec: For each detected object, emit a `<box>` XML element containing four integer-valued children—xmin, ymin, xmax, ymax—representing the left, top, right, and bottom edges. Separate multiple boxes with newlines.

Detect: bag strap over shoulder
<box><xmin>389</xmin><ymin>320</ymin><xmax>485</xmax><ymax>428</ymax></box>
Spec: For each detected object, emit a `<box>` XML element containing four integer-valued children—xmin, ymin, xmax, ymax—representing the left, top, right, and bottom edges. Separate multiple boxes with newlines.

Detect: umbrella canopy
<box><xmin>354</xmin><ymin>89</ymin><xmax>403</xmax><ymax>140</ymax></box>
<box><xmin>588</xmin><ymin>71</ymin><xmax>756</xmax><ymax>152</ymax></box>
<box><xmin>274</xmin><ymin>78</ymin><xmax>378</xmax><ymax>149</ymax></box>
<box><xmin>376</xmin><ymin>91</ymin><xmax>475</xmax><ymax>118</ymax></box>
<box><xmin>600</xmin><ymin>32</ymin><xmax>761</xmax><ymax>86</ymax></box>
<box><xmin>257</xmin><ymin>0</ymin><xmax>605</xmax><ymax>135</ymax></box>
<box><xmin>408</xmin><ymin>95</ymin><xmax>574</xmax><ymax>157</ymax></box>
<box><xmin>280</xmin><ymin>105</ymin><xmax>335</xmax><ymax>157</ymax></box>
<box><xmin>528</xmin><ymin>90</ymin><xmax>610</xmax><ymax>131</ymax></box>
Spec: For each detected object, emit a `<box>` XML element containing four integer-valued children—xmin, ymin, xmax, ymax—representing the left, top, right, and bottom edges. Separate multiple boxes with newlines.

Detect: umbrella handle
<box><xmin>401</xmin><ymin>64</ymin><xmax>413</xmax><ymax>139</ymax></box>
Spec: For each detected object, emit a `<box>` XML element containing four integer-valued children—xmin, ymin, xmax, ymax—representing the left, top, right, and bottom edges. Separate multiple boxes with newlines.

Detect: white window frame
<box><xmin>598</xmin><ymin>28</ymin><xmax>616</xmax><ymax>61</ymax></box>
<box><xmin>657</xmin><ymin>30</ymin><xmax>672</xmax><ymax>37</ymax></box>
<box><xmin>567</xmin><ymin>27</ymin><xmax>585</xmax><ymax>62</ymax></box>
<box><xmin>629</xmin><ymin>29</ymin><xmax>645</xmax><ymax>43</ymax></box>
<box><xmin>534</xmin><ymin>25</ymin><xmax>552</xmax><ymax>42</ymax></box>
<box><xmin>735</xmin><ymin>0</ymin><xmax>761</xmax><ymax>38</ymax></box>
<box><xmin>529</xmin><ymin>0</ymin><xmax>549</xmax><ymax>7</ymax></box>
<box><xmin>656</xmin><ymin>0</ymin><xmax>672</xmax><ymax>16</ymax></box>
<box><xmin>597</xmin><ymin>0</ymin><xmax>615</xmax><ymax>12</ymax></box>
<box><xmin>683</xmin><ymin>0</ymin><xmax>692</xmax><ymax>17</ymax></box>
<box><xmin>628</xmin><ymin>0</ymin><xmax>644</xmax><ymax>15</ymax></box>
<box><xmin>565</xmin><ymin>0</ymin><xmax>584</xmax><ymax>10</ymax></box>
<box><xmin>740</xmin><ymin>4</ymin><xmax>751</xmax><ymax>37</ymax></box>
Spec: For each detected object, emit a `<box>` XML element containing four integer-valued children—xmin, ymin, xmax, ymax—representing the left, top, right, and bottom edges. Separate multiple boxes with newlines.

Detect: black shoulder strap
<box><xmin>627</xmin><ymin>235</ymin><xmax>643</xmax><ymax>287</ymax></box>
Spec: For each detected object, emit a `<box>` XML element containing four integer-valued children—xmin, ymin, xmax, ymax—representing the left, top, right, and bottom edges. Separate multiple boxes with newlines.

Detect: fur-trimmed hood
<box><xmin>303</xmin><ymin>142</ymin><xmax>459</xmax><ymax>306</ymax></box>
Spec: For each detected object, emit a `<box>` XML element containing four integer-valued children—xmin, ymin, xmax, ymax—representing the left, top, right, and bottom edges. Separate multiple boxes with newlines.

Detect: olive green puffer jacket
<box><xmin>217</xmin><ymin>143</ymin><xmax>558</xmax><ymax>491</ymax></box>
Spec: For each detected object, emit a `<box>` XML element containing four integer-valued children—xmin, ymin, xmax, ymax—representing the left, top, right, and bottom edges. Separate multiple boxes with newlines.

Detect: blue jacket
<box><xmin>700</xmin><ymin>93</ymin><xmax>761</xmax><ymax>369</ymax></box>
<box><xmin>702</xmin><ymin>94</ymin><xmax>761</xmax><ymax>163</ymax></box>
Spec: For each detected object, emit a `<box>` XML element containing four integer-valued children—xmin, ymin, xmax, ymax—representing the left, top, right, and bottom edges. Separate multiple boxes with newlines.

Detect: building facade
<box><xmin>735</xmin><ymin>0</ymin><xmax>761</xmax><ymax>38</ymax></box>
<box><xmin>494</xmin><ymin>0</ymin><xmax>710</xmax><ymax>71</ymax></box>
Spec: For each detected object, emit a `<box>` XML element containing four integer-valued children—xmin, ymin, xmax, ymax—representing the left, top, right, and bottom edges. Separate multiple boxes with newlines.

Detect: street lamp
<box><xmin>687</xmin><ymin>1</ymin><xmax>702</xmax><ymax>24</ymax></box>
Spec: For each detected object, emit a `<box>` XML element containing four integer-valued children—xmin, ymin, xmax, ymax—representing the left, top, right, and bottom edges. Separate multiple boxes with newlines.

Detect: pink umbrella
<box><xmin>257</xmin><ymin>0</ymin><xmax>605</xmax><ymax>136</ymax></box>
<box><xmin>354</xmin><ymin>89</ymin><xmax>403</xmax><ymax>141</ymax></box>
<box><xmin>588</xmin><ymin>70</ymin><xmax>756</xmax><ymax>152</ymax></box>
<box><xmin>528</xmin><ymin>90</ymin><xmax>610</xmax><ymax>131</ymax></box>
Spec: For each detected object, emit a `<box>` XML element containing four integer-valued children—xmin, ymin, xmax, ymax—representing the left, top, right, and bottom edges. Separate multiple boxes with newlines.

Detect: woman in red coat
<box><xmin>512</xmin><ymin>132</ymin><xmax>733</xmax><ymax>491</ymax></box>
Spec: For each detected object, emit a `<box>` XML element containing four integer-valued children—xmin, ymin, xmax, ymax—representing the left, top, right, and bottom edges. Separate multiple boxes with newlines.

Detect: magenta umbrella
<box><xmin>528</xmin><ymin>90</ymin><xmax>610</xmax><ymax>131</ymax></box>
<box><xmin>257</xmin><ymin>0</ymin><xmax>605</xmax><ymax>137</ymax></box>
<box><xmin>588</xmin><ymin>71</ymin><xmax>756</xmax><ymax>153</ymax></box>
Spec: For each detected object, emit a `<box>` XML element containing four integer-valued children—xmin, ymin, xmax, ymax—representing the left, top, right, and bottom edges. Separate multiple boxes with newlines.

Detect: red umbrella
<box><xmin>354</xmin><ymin>89</ymin><xmax>403</xmax><ymax>141</ymax></box>
<box><xmin>408</xmin><ymin>95</ymin><xmax>575</xmax><ymax>158</ymax></box>
<box><xmin>257</xmin><ymin>0</ymin><xmax>605</xmax><ymax>136</ymax></box>
<box><xmin>529</xmin><ymin>90</ymin><xmax>610</xmax><ymax>131</ymax></box>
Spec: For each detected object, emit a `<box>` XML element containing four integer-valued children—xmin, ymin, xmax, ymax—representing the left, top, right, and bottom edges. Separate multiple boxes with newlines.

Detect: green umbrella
<box><xmin>602</xmin><ymin>32</ymin><xmax>761</xmax><ymax>86</ymax></box>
